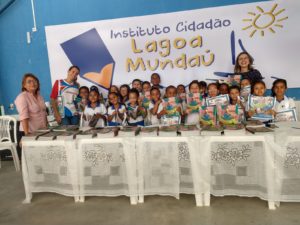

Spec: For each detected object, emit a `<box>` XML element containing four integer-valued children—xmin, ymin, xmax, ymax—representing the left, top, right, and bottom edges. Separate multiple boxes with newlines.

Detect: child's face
<box><xmin>229</xmin><ymin>89</ymin><xmax>240</xmax><ymax>101</ymax></box>
<box><xmin>151</xmin><ymin>74</ymin><xmax>160</xmax><ymax>86</ymax></box>
<box><xmin>109</xmin><ymin>94</ymin><xmax>118</xmax><ymax>105</ymax></box>
<box><xmin>208</xmin><ymin>85</ymin><xmax>218</xmax><ymax>97</ymax></box>
<box><xmin>241</xmin><ymin>79</ymin><xmax>251</xmax><ymax>88</ymax></box>
<box><xmin>151</xmin><ymin>89</ymin><xmax>161</xmax><ymax>102</ymax></box>
<box><xmin>238</xmin><ymin>53</ymin><xmax>250</xmax><ymax>69</ymax></box>
<box><xmin>129</xmin><ymin>92</ymin><xmax>138</xmax><ymax>105</ymax></box>
<box><xmin>120</xmin><ymin>87</ymin><xmax>128</xmax><ymax>97</ymax></box>
<box><xmin>219</xmin><ymin>84</ymin><xmax>229</xmax><ymax>95</ymax></box>
<box><xmin>253</xmin><ymin>83</ymin><xmax>266</xmax><ymax>96</ymax></box>
<box><xmin>89</xmin><ymin>91</ymin><xmax>99</xmax><ymax>104</ymax></box>
<box><xmin>177</xmin><ymin>85</ymin><xmax>185</xmax><ymax>94</ymax></box>
<box><xmin>189</xmin><ymin>83</ymin><xmax>200</xmax><ymax>94</ymax></box>
<box><xmin>110</xmin><ymin>86</ymin><xmax>118</xmax><ymax>93</ymax></box>
<box><xmin>142</xmin><ymin>83</ymin><xmax>151</xmax><ymax>93</ymax></box>
<box><xmin>166</xmin><ymin>87</ymin><xmax>177</xmax><ymax>98</ymax></box>
<box><xmin>199</xmin><ymin>86</ymin><xmax>206</xmax><ymax>94</ymax></box>
<box><xmin>273</xmin><ymin>82</ymin><xmax>286</xmax><ymax>97</ymax></box>
<box><xmin>79</xmin><ymin>88</ymin><xmax>89</xmax><ymax>99</ymax></box>
<box><xmin>132</xmin><ymin>81</ymin><xmax>142</xmax><ymax>92</ymax></box>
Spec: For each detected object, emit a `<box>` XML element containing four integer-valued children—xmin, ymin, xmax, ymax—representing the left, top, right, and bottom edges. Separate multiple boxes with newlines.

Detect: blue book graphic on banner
<box><xmin>61</xmin><ymin>28</ymin><xmax>115</xmax><ymax>89</ymax></box>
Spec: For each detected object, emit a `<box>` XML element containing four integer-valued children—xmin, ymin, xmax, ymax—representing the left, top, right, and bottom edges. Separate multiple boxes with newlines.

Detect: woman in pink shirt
<box><xmin>15</xmin><ymin>73</ymin><xmax>47</xmax><ymax>134</ymax></box>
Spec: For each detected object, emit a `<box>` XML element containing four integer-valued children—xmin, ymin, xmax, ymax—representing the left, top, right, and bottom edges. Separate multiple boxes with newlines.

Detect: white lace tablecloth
<box><xmin>21</xmin><ymin>122</ymin><xmax>300</xmax><ymax>209</ymax></box>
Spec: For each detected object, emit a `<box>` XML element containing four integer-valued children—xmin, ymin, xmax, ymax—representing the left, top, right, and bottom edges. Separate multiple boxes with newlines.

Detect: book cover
<box><xmin>206</xmin><ymin>94</ymin><xmax>229</xmax><ymax>106</ymax></box>
<box><xmin>227</xmin><ymin>75</ymin><xmax>242</xmax><ymax>86</ymax></box>
<box><xmin>186</xmin><ymin>93</ymin><xmax>203</xmax><ymax>113</ymax></box>
<box><xmin>141</xmin><ymin>91</ymin><xmax>151</xmax><ymax>109</ymax></box>
<box><xmin>162</xmin><ymin>97</ymin><xmax>180</xmax><ymax>116</ymax></box>
<box><xmin>178</xmin><ymin>93</ymin><xmax>187</xmax><ymax>103</ymax></box>
<box><xmin>61</xmin><ymin>28</ymin><xmax>115</xmax><ymax>90</ymax></box>
<box><xmin>248</xmin><ymin>95</ymin><xmax>275</xmax><ymax>120</ymax></box>
<box><xmin>199</xmin><ymin>106</ymin><xmax>217</xmax><ymax>126</ymax></box>
<box><xmin>240</xmin><ymin>85</ymin><xmax>251</xmax><ymax>101</ymax></box>
<box><xmin>275</xmin><ymin>109</ymin><xmax>297</xmax><ymax>122</ymax></box>
<box><xmin>217</xmin><ymin>104</ymin><xmax>240</xmax><ymax>125</ymax></box>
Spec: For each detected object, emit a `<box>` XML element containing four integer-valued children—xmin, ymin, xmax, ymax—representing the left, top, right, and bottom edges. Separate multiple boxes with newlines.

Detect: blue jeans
<box><xmin>61</xmin><ymin>115</ymin><xmax>80</xmax><ymax>125</ymax></box>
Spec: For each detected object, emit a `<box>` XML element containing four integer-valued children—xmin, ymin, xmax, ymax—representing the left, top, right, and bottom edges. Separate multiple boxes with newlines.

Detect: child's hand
<box><xmin>185</xmin><ymin>108</ymin><xmax>191</xmax><ymax>115</ymax></box>
<box><xmin>112</xmin><ymin>110</ymin><xmax>117</xmax><ymax>116</ymax></box>
<box><xmin>265</xmin><ymin>109</ymin><xmax>276</xmax><ymax>116</ymax></box>
<box><xmin>248</xmin><ymin>110</ymin><xmax>255</xmax><ymax>117</ymax></box>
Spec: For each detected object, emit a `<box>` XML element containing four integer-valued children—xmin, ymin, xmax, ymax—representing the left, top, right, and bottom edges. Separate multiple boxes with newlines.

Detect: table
<box><xmin>21</xmin><ymin>123</ymin><xmax>300</xmax><ymax>210</ymax></box>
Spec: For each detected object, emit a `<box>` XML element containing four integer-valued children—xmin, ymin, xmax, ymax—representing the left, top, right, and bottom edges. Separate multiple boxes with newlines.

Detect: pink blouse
<box><xmin>15</xmin><ymin>91</ymin><xmax>47</xmax><ymax>133</ymax></box>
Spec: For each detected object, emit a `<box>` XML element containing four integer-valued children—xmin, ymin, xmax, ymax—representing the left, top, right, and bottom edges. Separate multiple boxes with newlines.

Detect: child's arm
<box><xmin>150</xmin><ymin>100</ymin><xmax>162</xmax><ymax>115</ymax></box>
<box><xmin>137</xmin><ymin>106</ymin><xmax>147</xmax><ymax>118</ymax></box>
<box><xmin>157</xmin><ymin>109</ymin><xmax>167</xmax><ymax>119</ymax></box>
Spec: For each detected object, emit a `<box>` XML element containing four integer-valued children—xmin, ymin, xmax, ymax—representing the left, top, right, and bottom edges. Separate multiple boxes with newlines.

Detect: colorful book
<box><xmin>217</xmin><ymin>104</ymin><xmax>240</xmax><ymax>125</ymax></box>
<box><xmin>162</xmin><ymin>97</ymin><xmax>180</xmax><ymax>116</ymax></box>
<box><xmin>178</xmin><ymin>93</ymin><xmax>187</xmax><ymax>103</ymax></box>
<box><xmin>199</xmin><ymin>106</ymin><xmax>217</xmax><ymax>126</ymax></box>
<box><xmin>240</xmin><ymin>85</ymin><xmax>251</xmax><ymax>101</ymax></box>
<box><xmin>141</xmin><ymin>91</ymin><xmax>151</xmax><ymax>109</ymax></box>
<box><xmin>248</xmin><ymin>95</ymin><xmax>275</xmax><ymax>120</ymax></box>
<box><xmin>206</xmin><ymin>94</ymin><xmax>229</xmax><ymax>106</ymax></box>
<box><xmin>227</xmin><ymin>75</ymin><xmax>242</xmax><ymax>86</ymax></box>
<box><xmin>186</xmin><ymin>93</ymin><xmax>203</xmax><ymax>113</ymax></box>
<box><xmin>275</xmin><ymin>109</ymin><xmax>297</xmax><ymax>122</ymax></box>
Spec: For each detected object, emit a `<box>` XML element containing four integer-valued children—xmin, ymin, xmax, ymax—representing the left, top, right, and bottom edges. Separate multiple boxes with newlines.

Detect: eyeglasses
<box><xmin>26</xmin><ymin>79</ymin><xmax>38</xmax><ymax>84</ymax></box>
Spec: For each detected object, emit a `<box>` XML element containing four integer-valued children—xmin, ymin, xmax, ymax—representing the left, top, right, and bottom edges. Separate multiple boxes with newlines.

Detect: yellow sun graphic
<box><xmin>242</xmin><ymin>4</ymin><xmax>288</xmax><ymax>37</ymax></box>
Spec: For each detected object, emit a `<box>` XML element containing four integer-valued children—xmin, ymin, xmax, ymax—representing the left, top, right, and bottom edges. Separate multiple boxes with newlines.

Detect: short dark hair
<box><xmin>166</xmin><ymin>85</ymin><xmax>176</xmax><ymax>93</ymax></box>
<box><xmin>79</xmin><ymin>86</ymin><xmax>89</xmax><ymax>93</ymax></box>
<box><xmin>68</xmin><ymin>65</ymin><xmax>80</xmax><ymax>72</ymax></box>
<box><xmin>199</xmin><ymin>81</ymin><xmax>207</xmax><ymax>88</ymax></box>
<box><xmin>142</xmin><ymin>81</ymin><xmax>151</xmax><ymax>87</ymax></box>
<box><xmin>229</xmin><ymin>85</ymin><xmax>240</xmax><ymax>93</ymax></box>
<box><xmin>129</xmin><ymin>88</ymin><xmax>140</xmax><ymax>98</ymax></box>
<box><xmin>207</xmin><ymin>83</ymin><xmax>218</xmax><ymax>90</ymax></box>
<box><xmin>132</xmin><ymin>79</ymin><xmax>142</xmax><ymax>84</ymax></box>
<box><xmin>151</xmin><ymin>73</ymin><xmax>160</xmax><ymax>79</ymax></box>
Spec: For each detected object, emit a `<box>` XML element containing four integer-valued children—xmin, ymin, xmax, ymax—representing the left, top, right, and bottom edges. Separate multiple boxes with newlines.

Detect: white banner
<box><xmin>45</xmin><ymin>0</ymin><xmax>300</xmax><ymax>93</ymax></box>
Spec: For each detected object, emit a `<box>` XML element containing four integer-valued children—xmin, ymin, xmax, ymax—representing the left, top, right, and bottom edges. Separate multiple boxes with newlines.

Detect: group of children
<box><xmin>77</xmin><ymin>73</ymin><xmax>296</xmax><ymax>128</ymax></box>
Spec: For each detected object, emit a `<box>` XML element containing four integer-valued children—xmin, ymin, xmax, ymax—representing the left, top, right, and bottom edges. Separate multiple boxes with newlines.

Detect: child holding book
<box><xmin>185</xmin><ymin>80</ymin><xmax>203</xmax><ymax>124</ymax></box>
<box><xmin>246</xmin><ymin>81</ymin><xmax>276</xmax><ymax>120</ymax></box>
<box><xmin>82</xmin><ymin>87</ymin><xmax>106</xmax><ymax>128</ymax></box>
<box><xmin>126</xmin><ymin>88</ymin><xmax>147</xmax><ymax>126</ymax></box>
<box><xmin>157</xmin><ymin>85</ymin><xmax>182</xmax><ymax>125</ymax></box>
<box><xmin>149</xmin><ymin>87</ymin><xmax>162</xmax><ymax>125</ymax></box>
<box><xmin>272</xmin><ymin>79</ymin><xmax>295</xmax><ymax>112</ymax></box>
<box><xmin>229</xmin><ymin>85</ymin><xmax>245</xmax><ymax>122</ymax></box>
<box><xmin>77</xmin><ymin>86</ymin><xmax>89</xmax><ymax>114</ymax></box>
<box><xmin>199</xmin><ymin>81</ymin><xmax>208</xmax><ymax>98</ymax></box>
<box><xmin>272</xmin><ymin>79</ymin><xmax>297</xmax><ymax>121</ymax></box>
<box><xmin>177</xmin><ymin>84</ymin><xmax>187</xmax><ymax>122</ymax></box>
<box><xmin>107</xmin><ymin>92</ymin><xmax>126</xmax><ymax>126</ymax></box>
<box><xmin>240</xmin><ymin>78</ymin><xmax>251</xmax><ymax>101</ymax></box>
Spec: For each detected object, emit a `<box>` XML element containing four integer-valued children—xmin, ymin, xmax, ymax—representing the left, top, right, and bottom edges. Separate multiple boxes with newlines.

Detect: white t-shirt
<box><xmin>274</xmin><ymin>96</ymin><xmax>296</xmax><ymax>113</ymax></box>
<box><xmin>149</xmin><ymin>101</ymin><xmax>163</xmax><ymax>125</ymax></box>
<box><xmin>126</xmin><ymin>103</ymin><xmax>144</xmax><ymax>124</ymax></box>
<box><xmin>107</xmin><ymin>104</ymin><xmax>126</xmax><ymax>124</ymax></box>
<box><xmin>83</xmin><ymin>103</ymin><xmax>107</xmax><ymax>127</ymax></box>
